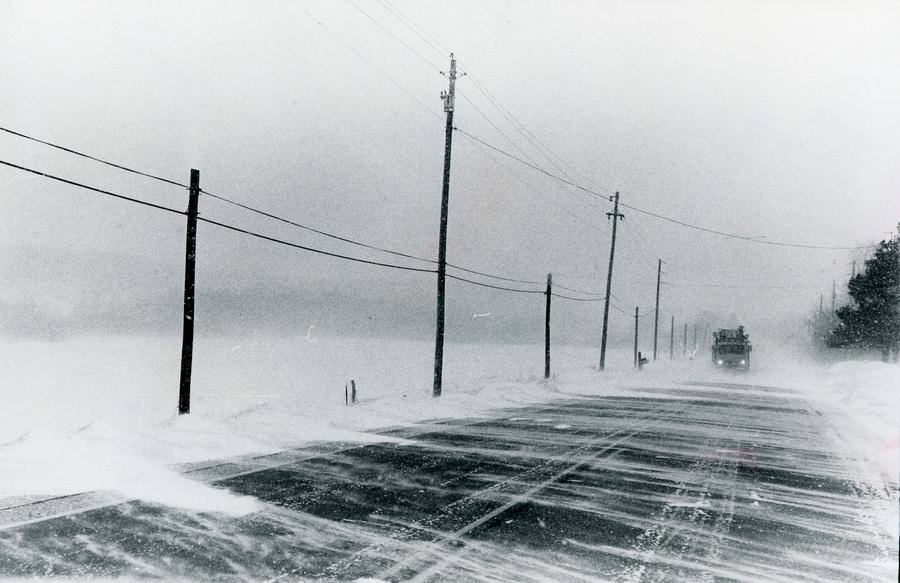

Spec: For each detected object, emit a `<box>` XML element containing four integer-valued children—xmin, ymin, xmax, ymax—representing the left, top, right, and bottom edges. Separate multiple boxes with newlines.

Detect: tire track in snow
<box><xmin>618</xmin><ymin>390</ymin><xmax>742</xmax><ymax>583</ymax></box>
<box><xmin>309</xmin><ymin>399</ymin><xmax>689</xmax><ymax>582</ymax></box>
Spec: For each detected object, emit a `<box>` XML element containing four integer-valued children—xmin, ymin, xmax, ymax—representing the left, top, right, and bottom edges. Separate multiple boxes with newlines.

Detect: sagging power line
<box><xmin>453</xmin><ymin>127</ymin><xmax>871</xmax><ymax>251</ymax></box>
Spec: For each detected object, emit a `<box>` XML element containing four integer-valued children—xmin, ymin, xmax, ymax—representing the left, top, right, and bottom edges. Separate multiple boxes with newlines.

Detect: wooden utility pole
<box><xmin>178</xmin><ymin>169</ymin><xmax>200</xmax><ymax>415</ymax></box>
<box><xmin>669</xmin><ymin>315</ymin><xmax>675</xmax><ymax>359</ymax></box>
<box><xmin>432</xmin><ymin>54</ymin><xmax>457</xmax><ymax>398</ymax></box>
<box><xmin>599</xmin><ymin>191</ymin><xmax>624</xmax><ymax>370</ymax></box>
<box><xmin>633</xmin><ymin>306</ymin><xmax>639</xmax><ymax>368</ymax></box>
<box><xmin>682</xmin><ymin>323</ymin><xmax>688</xmax><ymax>357</ymax></box>
<box><xmin>545</xmin><ymin>273</ymin><xmax>552</xmax><ymax>379</ymax></box>
<box><xmin>653</xmin><ymin>259</ymin><xmax>661</xmax><ymax>360</ymax></box>
<box><xmin>692</xmin><ymin>322</ymin><xmax>698</xmax><ymax>353</ymax></box>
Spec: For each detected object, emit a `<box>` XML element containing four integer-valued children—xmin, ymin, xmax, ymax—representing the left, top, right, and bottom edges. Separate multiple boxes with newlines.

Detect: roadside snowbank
<box><xmin>1</xmin><ymin>334</ymin><xmax>896</xmax><ymax>515</ymax></box>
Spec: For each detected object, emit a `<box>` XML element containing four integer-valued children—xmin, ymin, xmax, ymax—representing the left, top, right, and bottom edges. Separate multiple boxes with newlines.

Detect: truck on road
<box><xmin>712</xmin><ymin>326</ymin><xmax>752</xmax><ymax>370</ymax></box>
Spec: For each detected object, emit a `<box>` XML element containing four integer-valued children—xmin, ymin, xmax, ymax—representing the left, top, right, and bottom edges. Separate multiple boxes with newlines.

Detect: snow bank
<box><xmin>1</xmin><ymin>334</ymin><xmax>896</xmax><ymax>515</ymax></box>
<box><xmin>0</xmin><ymin>335</ymin><xmax>623</xmax><ymax>513</ymax></box>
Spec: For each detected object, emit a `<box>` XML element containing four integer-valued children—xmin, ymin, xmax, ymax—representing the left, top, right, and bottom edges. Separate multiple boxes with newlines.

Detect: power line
<box><xmin>3</xmin><ymin>125</ymin><xmax>550</xmax><ymax>286</ymax></box>
<box><xmin>617</xmin><ymin>199</ymin><xmax>871</xmax><ymax>250</ymax></box>
<box><xmin>374</xmin><ymin>0</ymin><xmax>451</xmax><ymax>59</ymax></box>
<box><xmin>0</xmin><ymin>126</ymin><xmax>187</xmax><ymax>189</ymax></box>
<box><xmin>553</xmin><ymin>282</ymin><xmax>605</xmax><ymax>297</ymax></box>
<box><xmin>455</xmin><ymin>126</ymin><xmax>607</xmax><ymax>202</ymax></box>
<box><xmin>0</xmin><ymin>159</ymin><xmax>186</xmax><ymax>216</ymax></box>
<box><xmin>203</xmin><ymin>190</ymin><xmax>542</xmax><ymax>284</ymax></box>
<box><xmin>461</xmin><ymin>69</ymin><xmax>583</xmax><ymax>187</ymax></box>
<box><xmin>551</xmin><ymin>292</ymin><xmax>606</xmax><ymax>302</ymax></box>
<box><xmin>455</xmin><ymin>127</ymin><xmax>871</xmax><ymax>251</ymax></box>
<box><xmin>343</xmin><ymin>0</ymin><xmax>444</xmax><ymax>72</ymax></box>
<box><xmin>202</xmin><ymin>189</ymin><xmax>434</xmax><ymax>265</ymax></box>
<box><xmin>1</xmin><ymin>158</ymin><xmax>561</xmax><ymax>291</ymax></box>
<box><xmin>444</xmin><ymin>273</ymin><xmax>543</xmax><ymax>294</ymax></box>
<box><xmin>197</xmin><ymin>216</ymin><xmax>437</xmax><ymax>273</ymax></box>
<box><xmin>289</xmin><ymin>0</ymin><xmax>442</xmax><ymax>121</ymax></box>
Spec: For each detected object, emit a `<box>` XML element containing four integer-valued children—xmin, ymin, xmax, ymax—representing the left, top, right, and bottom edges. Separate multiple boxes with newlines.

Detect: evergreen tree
<box><xmin>828</xmin><ymin>236</ymin><xmax>899</xmax><ymax>361</ymax></box>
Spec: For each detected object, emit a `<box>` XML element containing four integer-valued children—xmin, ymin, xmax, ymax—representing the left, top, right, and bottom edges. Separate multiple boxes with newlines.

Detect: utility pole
<box><xmin>178</xmin><ymin>169</ymin><xmax>200</xmax><ymax>415</ymax></box>
<box><xmin>545</xmin><ymin>273</ymin><xmax>552</xmax><ymax>379</ymax></box>
<box><xmin>692</xmin><ymin>322</ymin><xmax>698</xmax><ymax>353</ymax></box>
<box><xmin>432</xmin><ymin>54</ymin><xmax>457</xmax><ymax>398</ymax></box>
<box><xmin>653</xmin><ymin>259</ymin><xmax>662</xmax><ymax>360</ymax></box>
<box><xmin>831</xmin><ymin>280</ymin><xmax>836</xmax><ymax>315</ymax></box>
<box><xmin>682</xmin><ymin>323</ymin><xmax>688</xmax><ymax>358</ymax></box>
<box><xmin>669</xmin><ymin>315</ymin><xmax>675</xmax><ymax>359</ymax></box>
<box><xmin>633</xmin><ymin>306</ymin><xmax>639</xmax><ymax>368</ymax></box>
<box><xmin>819</xmin><ymin>294</ymin><xmax>823</xmax><ymax>314</ymax></box>
<box><xmin>599</xmin><ymin>191</ymin><xmax>624</xmax><ymax>370</ymax></box>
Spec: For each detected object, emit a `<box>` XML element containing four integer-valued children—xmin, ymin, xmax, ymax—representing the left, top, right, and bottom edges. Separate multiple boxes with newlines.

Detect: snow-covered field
<box><xmin>1</xmin><ymin>334</ymin><xmax>897</xmax><ymax>518</ymax></box>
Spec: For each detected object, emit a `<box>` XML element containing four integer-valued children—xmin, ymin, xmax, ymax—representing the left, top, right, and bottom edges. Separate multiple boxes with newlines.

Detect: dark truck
<box><xmin>712</xmin><ymin>326</ymin><xmax>751</xmax><ymax>370</ymax></box>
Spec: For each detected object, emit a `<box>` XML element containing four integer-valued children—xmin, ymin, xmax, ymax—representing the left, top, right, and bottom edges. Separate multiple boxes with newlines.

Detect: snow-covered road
<box><xmin>1</xmin><ymin>380</ymin><xmax>896</xmax><ymax>582</ymax></box>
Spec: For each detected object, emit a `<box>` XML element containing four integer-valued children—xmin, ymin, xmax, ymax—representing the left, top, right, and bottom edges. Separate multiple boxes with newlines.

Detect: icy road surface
<box><xmin>1</xmin><ymin>381</ymin><xmax>896</xmax><ymax>582</ymax></box>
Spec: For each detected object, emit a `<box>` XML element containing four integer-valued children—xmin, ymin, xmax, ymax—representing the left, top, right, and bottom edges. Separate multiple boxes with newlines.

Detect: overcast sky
<box><xmin>1</xmin><ymin>0</ymin><xmax>898</xmax><ymax>346</ymax></box>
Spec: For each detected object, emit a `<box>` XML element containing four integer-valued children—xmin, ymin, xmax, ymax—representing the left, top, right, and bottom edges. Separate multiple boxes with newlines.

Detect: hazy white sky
<box><xmin>1</xmin><ymin>0</ymin><xmax>898</xmax><ymax>344</ymax></box>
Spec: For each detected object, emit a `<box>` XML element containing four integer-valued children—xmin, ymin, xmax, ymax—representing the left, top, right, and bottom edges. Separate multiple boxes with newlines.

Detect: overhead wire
<box><xmin>444</xmin><ymin>273</ymin><xmax>543</xmax><ymax>294</ymax></box>
<box><xmin>343</xmin><ymin>0</ymin><xmax>444</xmax><ymax>71</ymax></box>
<box><xmin>0</xmin><ymin>159</ymin><xmax>186</xmax><ymax>216</ymax></box>
<box><xmin>374</xmin><ymin>0</ymin><xmax>451</xmax><ymax>59</ymax></box>
<box><xmin>288</xmin><ymin>0</ymin><xmax>442</xmax><ymax>122</ymax></box>
<box><xmin>2</xmin><ymin>124</ymin><xmax>554</xmax><ymax>286</ymax></box>
<box><xmin>5</xmin><ymin>157</ymin><xmax>628</xmax><ymax>303</ymax></box>
<box><xmin>0</xmin><ymin>126</ymin><xmax>187</xmax><ymax>189</ymax></box>
<box><xmin>454</xmin><ymin>127</ymin><xmax>872</xmax><ymax>251</ymax></box>
<box><xmin>551</xmin><ymin>292</ymin><xmax>605</xmax><ymax>302</ymax></box>
<box><xmin>196</xmin><ymin>216</ymin><xmax>437</xmax><ymax>273</ymax></box>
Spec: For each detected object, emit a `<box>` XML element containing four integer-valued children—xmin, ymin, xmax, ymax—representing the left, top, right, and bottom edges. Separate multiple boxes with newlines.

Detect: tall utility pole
<box><xmin>682</xmin><ymin>323</ymin><xmax>688</xmax><ymax>357</ymax></box>
<box><xmin>653</xmin><ymin>258</ymin><xmax>662</xmax><ymax>360</ymax></box>
<box><xmin>178</xmin><ymin>169</ymin><xmax>200</xmax><ymax>415</ymax></box>
<box><xmin>692</xmin><ymin>323</ymin><xmax>698</xmax><ymax>353</ymax></box>
<box><xmin>544</xmin><ymin>273</ymin><xmax>552</xmax><ymax>379</ymax></box>
<box><xmin>669</xmin><ymin>316</ymin><xmax>675</xmax><ymax>359</ymax></box>
<box><xmin>633</xmin><ymin>306</ymin><xmax>639</xmax><ymax>368</ymax></box>
<box><xmin>599</xmin><ymin>191</ymin><xmax>624</xmax><ymax>370</ymax></box>
<box><xmin>432</xmin><ymin>54</ymin><xmax>457</xmax><ymax>398</ymax></box>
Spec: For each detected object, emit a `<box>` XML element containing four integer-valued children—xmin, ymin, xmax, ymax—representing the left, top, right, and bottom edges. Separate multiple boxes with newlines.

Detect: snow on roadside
<box><xmin>773</xmin><ymin>360</ymin><xmax>899</xmax><ymax>486</ymax></box>
<box><xmin>0</xmin><ymin>335</ymin><xmax>617</xmax><ymax>513</ymax></box>
<box><xmin>1</xmin><ymin>333</ymin><xmax>897</xmax><ymax>516</ymax></box>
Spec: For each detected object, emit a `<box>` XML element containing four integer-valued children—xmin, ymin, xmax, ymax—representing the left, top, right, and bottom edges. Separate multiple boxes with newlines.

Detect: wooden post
<box><xmin>633</xmin><ymin>306</ymin><xmax>639</xmax><ymax>368</ymax></box>
<box><xmin>682</xmin><ymin>323</ymin><xmax>688</xmax><ymax>358</ymax></box>
<box><xmin>599</xmin><ymin>192</ymin><xmax>624</xmax><ymax>370</ymax></box>
<box><xmin>351</xmin><ymin>379</ymin><xmax>357</xmax><ymax>404</ymax></box>
<box><xmin>178</xmin><ymin>169</ymin><xmax>200</xmax><ymax>415</ymax></box>
<box><xmin>433</xmin><ymin>54</ymin><xmax>457</xmax><ymax>398</ymax></box>
<box><xmin>543</xmin><ymin>273</ymin><xmax>552</xmax><ymax>379</ymax></box>
<box><xmin>345</xmin><ymin>384</ymin><xmax>349</xmax><ymax>406</ymax></box>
